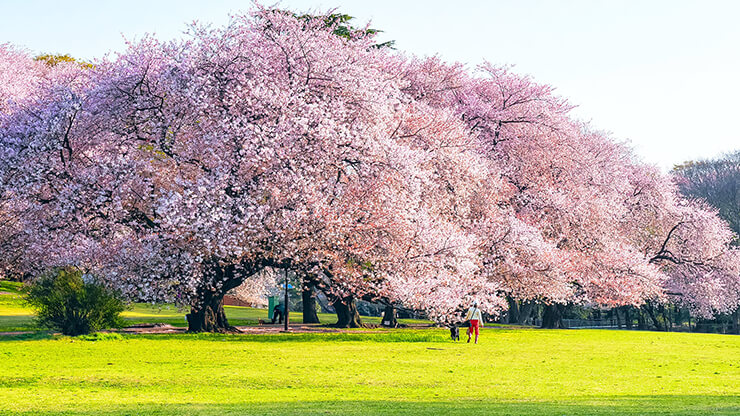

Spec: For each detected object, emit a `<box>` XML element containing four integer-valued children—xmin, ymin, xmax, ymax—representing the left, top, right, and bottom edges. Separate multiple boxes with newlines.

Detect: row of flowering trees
<box><xmin>1</xmin><ymin>8</ymin><xmax>738</xmax><ymax>331</ymax></box>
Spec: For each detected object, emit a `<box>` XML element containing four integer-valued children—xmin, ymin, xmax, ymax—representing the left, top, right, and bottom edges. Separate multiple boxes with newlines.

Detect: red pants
<box><xmin>468</xmin><ymin>319</ymin><xmax>479</xmax><ymax>336</ymax></box>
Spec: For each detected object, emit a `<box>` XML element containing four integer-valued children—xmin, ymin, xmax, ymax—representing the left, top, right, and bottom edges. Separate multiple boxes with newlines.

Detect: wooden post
<box><xmin>284</xmin><ymin>269</ymin><xmax>289</xmax><ymax>331</ymax></box>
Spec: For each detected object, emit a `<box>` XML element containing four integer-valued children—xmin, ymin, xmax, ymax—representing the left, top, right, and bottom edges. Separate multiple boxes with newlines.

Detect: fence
<box><xmin>557</xmin><ymin>318</ymin><xmax>737</xmax><ymax>334</ymax></box>
<box><xmin>561</xmin><ymin>318</ymin><xmax>619</xmax><ymax>329</ymax></box>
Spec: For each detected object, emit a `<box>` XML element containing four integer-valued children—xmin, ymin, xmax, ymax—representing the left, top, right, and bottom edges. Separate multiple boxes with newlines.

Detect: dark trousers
<box><xmin>272</xmin><ymin>311</ymin><xmax>283</xmax><ymax>324</ymax></box>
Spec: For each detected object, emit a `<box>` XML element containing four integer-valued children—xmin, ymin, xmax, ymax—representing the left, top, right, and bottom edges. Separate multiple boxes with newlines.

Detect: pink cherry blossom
<box><xmin>0</xmin><ymin>7</ymin><xmax>736</xmax><ymax>329</ymax></box>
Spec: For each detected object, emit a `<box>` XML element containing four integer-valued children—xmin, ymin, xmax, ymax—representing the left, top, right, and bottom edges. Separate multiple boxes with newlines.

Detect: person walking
<box><xmin>464</xmin><ymin>301</ymin><xmax>483</xmax><ymax>344</ymax></box>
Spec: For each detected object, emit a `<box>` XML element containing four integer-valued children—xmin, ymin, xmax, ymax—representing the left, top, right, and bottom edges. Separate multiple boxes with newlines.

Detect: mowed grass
<box><xmin>0</xmin><ymin>281</ymin><xmax>33</xmax><ymax>332</ymax></box>
<box><xmin>0</xmin><ymin>281</ymin><xmax>426</xmax><ymax>331</ymax></box>
<box><xmin>0</xmin><ymin>329</ymin><xmax>738</xmax><ymax>415</ymax></box>
<box><xmin>1</xmin><ymin>280</ymin><xmax>738</xmax><ymax>415</ymax></box>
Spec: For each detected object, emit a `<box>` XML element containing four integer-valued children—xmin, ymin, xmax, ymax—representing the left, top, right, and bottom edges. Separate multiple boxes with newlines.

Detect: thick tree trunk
<box><xmin>518</xmin><ymin>301</ymin><xmax>535</xmax><ymax>325</ymax></box>
<box><xmin>506</xmin><ymin>296</ymin><xmax>520</xmax><ymax>324</ymax></box>
<box><xmin>333</xmin><ymin>296</ymin><xmax>362</xmax><ymax>328</ymax></box>
<box><xmin>733</xmin><ymin>309</ymin><xmax>739</xmax><ymax>335</ymax></box>
<box><xmin>302</xmin><ymin>282</ymin><xmax>320</xmax><ymax>324</ymax></box>
<box><xmin>506</xmin><ymin>297</ymin><xmax>535</xmax><ymax>325</ymax></box>
<box><xmin>663</xmin><ymin>304</ymin><xmax>672</xmax><ymax>331</ymax></box>
<box><xmin>381</xmin><ymin>305</ymin><xmax>398</xmax><ymax>328</ymax></box>
<box><xmin>643</xmin><ymin>302</ymin><xmax>664</xmax><ymax>331</ymax></box>
<box><xmin>187</xmin><ymin>290</ymin><xmax>235</xmax><ymax>332</ymax></box>
<box><xmin>187</xmin><ymin>263</ymin><xmax>252</xmax><ymax>332</ymax></box>
<box><xmin>541</xmin><ymin>304</ymin><xmax>566</xmax><ymax>329</ymax></box>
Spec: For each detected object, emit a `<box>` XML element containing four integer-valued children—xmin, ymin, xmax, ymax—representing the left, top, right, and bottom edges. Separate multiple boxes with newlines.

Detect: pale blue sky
<box><xmin>1</xmin><ymin>0</ymin><xmax>738</xmax><ymax>169</ymax></box>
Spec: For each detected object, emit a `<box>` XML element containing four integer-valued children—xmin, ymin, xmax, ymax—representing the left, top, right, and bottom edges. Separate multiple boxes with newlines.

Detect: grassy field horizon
<box><xmin>1</xmin><ymin>279</ymin><xmax>739</xmax><ymax>415</ymax></box>
<box><xmin>0</xmin><ymin>329</ymin><xmax>738</xmax><ymax>415</ymax></box>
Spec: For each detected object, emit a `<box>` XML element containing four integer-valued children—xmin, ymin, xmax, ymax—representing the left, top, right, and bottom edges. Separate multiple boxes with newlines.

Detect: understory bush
<box><xmin>24</xmin><ymin>267</ymin><xmax>125</xmax><ymax>335</ymax></box>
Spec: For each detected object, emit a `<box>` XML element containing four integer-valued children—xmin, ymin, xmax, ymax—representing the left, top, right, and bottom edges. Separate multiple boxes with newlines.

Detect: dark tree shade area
<box><xmin>674</xmin><ymin>152</ymin><xmax>740</xmax><ymax>245</ymax></box>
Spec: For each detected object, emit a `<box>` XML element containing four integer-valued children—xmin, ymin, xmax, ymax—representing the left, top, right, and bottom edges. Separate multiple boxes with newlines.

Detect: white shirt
<box><xmin>465</xmin><ymin>307</ymin><xmax>483</xmax><ymax>322</ymax></box>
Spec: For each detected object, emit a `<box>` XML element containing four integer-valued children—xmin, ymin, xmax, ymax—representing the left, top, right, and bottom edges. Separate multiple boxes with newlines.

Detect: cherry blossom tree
<box><xmin>0</xmin><ymin>45</ymin><xmax>77</xmax><ymax>279</ymax></box>
<box><xmin>1</xmin><ymin>6</ymin><xmax>737</xmax><ymax>332</ymax></box>
<box><xmin>0</xmin><ymin>44</ymin><xmax>46</xmax><ymax>115</ymax></box>
<box><xmin>401</xmin><ymin>58</ymin><xmax>739</xmax><ymax>326</ymax></box>
<box><xmin>625</xmin><ymin>164</ymin><xmax>740</xmax><ymax>321</ymax></box>
<box><xmin>673</xmin><ymin>152</ymin><xmax>740</xmax><ymax>330</ymax></box>
<box><xmin>0</xmin><ymin>8</ymin><xmax>495</xmax><ymax>330</ymax></box>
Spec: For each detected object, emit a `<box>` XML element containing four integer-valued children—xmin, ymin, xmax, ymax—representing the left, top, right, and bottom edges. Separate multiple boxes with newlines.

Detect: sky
<box><xmin>1</xmin><ymin>0</ymin><xmax>738</xmax><ymax>170</ymax></box>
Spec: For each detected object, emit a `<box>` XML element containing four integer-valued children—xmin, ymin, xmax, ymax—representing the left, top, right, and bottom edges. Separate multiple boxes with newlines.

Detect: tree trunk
<box><xmin>733</xmin><ymin>309</ymin><xmax>740</xmax><ymax>335</ymax></box>
<box><xmin>186</xmin><ymin>263</ymin><xmax>251</xmax><ymax>332</ymax></box>
<box><xmin>623</xmin><ymin>306</ymin><xmax>633</xmax><ymax>329</ymax></box>
<box><xmin>301</xmin><ymin>282</ymin><xmax>320</xmax><ymax>324</ymax></box>
<box><xmin>688</xmin><ymin>313</ymin><xmax>692</xmax><ymax>332</ymax></box>
<box><xmin>663</xmin><ymin>304</ymin><xmax>672</xmax><ymax>332</ymax></box>
<box><xmin>506</xmin><ymin>297</ymin><xmax>535</xmax><ymax>325</ymax></box>
<box><xmin>518</xmin><ymin>301</ymin><xmax>535</xmax><ymax>325</ymax></box>
<box><xmin>333</xmin><ymin>296</ymin><xmax>362</xmax><ymax>328</ymax></box>
<box><xmin>636</xmin><ymin>308</ymin><xmax>648</xmax><ymax>330</ymax></box>
<box><xmin>381</xmin><ymin>305</ymin><xmax>398</xmax><ymax>328</ymax></box>
<box><xmin>187</xmin><ymin>290</ymin><xmax>234</xmax><ymax>332</ymax></box>
<box><xmin>506</xmin><ymin>296</ymin><xmax>520</xmax><ymax>324</ymax></box>
<box><xmin>541</xmin><ymin>304</ymin><xmax>566</xmax><ymax>329</ymax></box>
<box><xmin>643</xmin><ymin>302</ymin><xmax>664</xmax><ymax>331</ymax></box>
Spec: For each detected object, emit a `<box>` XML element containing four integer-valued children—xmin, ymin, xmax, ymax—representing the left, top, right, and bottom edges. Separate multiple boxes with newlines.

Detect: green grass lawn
<box><xmin>0</xmin><ymin>329</ymin><xmax>738</xmax><ymax>415</ymax></box>
<box><xmin>0</xmin><ymin>281</ymin><xmax>426</xmax><ymax>331</ymax></box>
<box><xmin>1</xmin><ymin>280</ymin><xmax>738</xmax><ymax>415</ymax></box>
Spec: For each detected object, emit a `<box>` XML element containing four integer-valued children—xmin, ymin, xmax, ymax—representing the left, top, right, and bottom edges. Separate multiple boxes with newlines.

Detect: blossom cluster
<box><xmin>0</xmin><ymin>8</ymin><xmax>737</xmax><ymax>321</ymax></box>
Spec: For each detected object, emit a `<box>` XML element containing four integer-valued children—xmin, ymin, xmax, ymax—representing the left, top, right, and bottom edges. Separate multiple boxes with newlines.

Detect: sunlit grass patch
<box><xmin>0</xmin><ymin>328</ymin><xmax>737</xmax><ymax>415</ymax></box>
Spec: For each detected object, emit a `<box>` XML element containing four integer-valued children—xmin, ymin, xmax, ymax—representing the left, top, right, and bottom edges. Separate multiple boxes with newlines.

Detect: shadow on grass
<box><xmin>0</xmin><ymin>330</ymin><xmax>449</xmax><ymax>343</ymax></box>
<box><xmin>0</xmin><ymin>315</ymin><xmax>36</xmax><ymax>332</ymax></box>
<box><xmin>132</xmin><ymin>331</ymin><xmax>449</xmax><ymax>343</ymax></box>
<box><xmin>4</xmin><ymin>396</ymin><xmax>739</xmax><ymax>415</ymax></box>
<box><xmin>0</xmin><ymin>331</ymin><xmax>55</xmax><ymax>342</ymax></box>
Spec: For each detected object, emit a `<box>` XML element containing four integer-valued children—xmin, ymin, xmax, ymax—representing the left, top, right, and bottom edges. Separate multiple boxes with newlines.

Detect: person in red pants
<box><xmin>464</xmin><ymin>301</ymin><xmax>484</xmax><ymax>344</ymax></box>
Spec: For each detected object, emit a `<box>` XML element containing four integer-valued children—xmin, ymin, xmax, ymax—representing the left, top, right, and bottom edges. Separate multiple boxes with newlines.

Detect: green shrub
<box><xmin>24</xmin><ymin>267</ymin><xmax>125</xmax><ymax>336</ymax></box>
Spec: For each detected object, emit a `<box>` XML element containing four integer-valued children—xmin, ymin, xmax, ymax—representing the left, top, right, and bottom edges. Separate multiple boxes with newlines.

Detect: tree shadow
<box><xmin>4</xmin><ymin>396</ymin><xmax>739</xmax><ymax>415</ymax></box>
<box><xmin>0</xmin><ymin>331</ymin><xmax>54</xmax><ymax>342</ymax></box>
